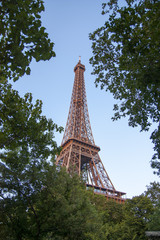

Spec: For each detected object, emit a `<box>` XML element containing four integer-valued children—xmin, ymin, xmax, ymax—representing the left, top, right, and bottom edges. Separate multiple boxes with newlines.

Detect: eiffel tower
<box><xmin>56</xmin><ymin>58</ymin><xmax>126</xmax><ymax>203</ymax></box>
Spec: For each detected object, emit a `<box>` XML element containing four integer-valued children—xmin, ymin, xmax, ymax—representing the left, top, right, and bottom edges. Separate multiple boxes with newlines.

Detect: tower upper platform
<box><xmin>74</xmin><ymin>59</ymin><xmax>85</xmax><ymax>72</ymax></box>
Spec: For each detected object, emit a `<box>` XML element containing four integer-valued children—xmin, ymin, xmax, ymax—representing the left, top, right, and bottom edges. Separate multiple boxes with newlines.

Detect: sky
<box><xmin>13</xmin><ymin>0</ymin><xmax>159</xmax><ymax>199</ymax></box>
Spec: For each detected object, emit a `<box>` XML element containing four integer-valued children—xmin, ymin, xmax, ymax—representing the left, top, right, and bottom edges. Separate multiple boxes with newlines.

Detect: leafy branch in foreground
<box><xmin>0</xmin><ymin>0</ymin><xmax>55</xmax><ymax>81</ymax></box>
<box><xmin>89</xmin><ymin>0</ymin><xmax>160</xmax><ymax>174</ymax></box>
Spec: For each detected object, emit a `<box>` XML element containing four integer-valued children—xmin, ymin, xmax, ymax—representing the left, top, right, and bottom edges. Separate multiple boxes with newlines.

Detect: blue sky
<box><xmin>13</xmin><ymin>0</ymin><xmax>159</xmax><ymax>198</ymax></box>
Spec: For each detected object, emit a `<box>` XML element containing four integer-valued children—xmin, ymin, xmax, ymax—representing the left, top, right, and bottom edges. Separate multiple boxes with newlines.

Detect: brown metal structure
<box><xmin>56</xmin><ymin>58</ymin><xmax>126</xmax><ymax>203</ymax></box>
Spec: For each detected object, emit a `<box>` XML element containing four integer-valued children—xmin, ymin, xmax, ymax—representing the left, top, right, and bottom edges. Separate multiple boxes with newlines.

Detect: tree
<box><xmin>0</xmin><ymin>80</ymin><xmax>60</xmax><ymax>239</ymax></box>
<box><xmin>147</xmin><ymin>202</ymin><xmax>160</xmax><ymax>231</ymax></box>
<box><xmin>87</xmin><ymin>192</ymin><xmax>154</xmax><ymax>240</ymax></box>
<box><xmin>144</xmin><ymin>181</ymin><xmax>160</xmax><ymax>206</ymax></box>
<box><xmin>119</xmin><ymin>195</ymin><xmax>154</xmax><ymax>240</ymax></box>
<box><xmin>0</xmin><ymin>81</ymin><xmax>102</xmax><ymax>240</ymax></box>
<box><xmin>86</xmin><ymin>191</ymin><xmax>125</xmax><ymax>240</ymax></box>
<box><xmin>3</xmin><ymin>1</ymin><xmax>103</xmax><ymax>239</ymax></box>
<box><xmin>144</xmin><ymin>182</ymin><xmax>160</xmax><ymax>231</ymax></box>
<box><xmin>89</xmin><ymin>0</ymin><xmax>160</xmax><ymax>174</ymax></box>
<box><xmin>99</xmin><ymin>199</ymin><xmax>125</xmax><ymax>240</ymax></box>
<box><xmin>88</xmin><ymin>192</ymin><xmax>124</xmax><ymax>225</ymax></box>
<box><xmin>0</xmin><ymin>0</ymin><xmax>55</xmax><ymax>81</ymax></box>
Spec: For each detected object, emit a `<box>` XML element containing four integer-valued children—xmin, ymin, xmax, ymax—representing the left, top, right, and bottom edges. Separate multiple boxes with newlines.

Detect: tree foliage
<box><xmin>0</xmin><ymin>0</ymin><xmax>55</xmax><ymax>81</ymax></box>
<box><xmin>121</xmin><ymin>195</ymin><xmax>154</xmax><ymax>240</ymax></box>
<box><xmin>87</xmin><ymin>192</ymin><xmax>154</xmax><ymax>240</ymax></box>
<box><xmin>144</xmin><ymin>181</ymin><xmax>160</xmax><ymax>206</ymax></box>
<box><xmin>144</xmin><ymin>182</ymin><xmax>160</xmax><ymax>231</ymax></box>
<box><xmin>2</xmin><ymin>1</ymin><xmax>105</xmax><ymax>239</ymax></box>
<box><xmin>147</xmin><ymin>202</ymin><xmax>160</xmax><ymax>231</ymax></box>
<box><xmin>0</xmin><ymin>166</ymin><xmax>102</xmax><ymax>240</ymax></box>
<box><xmin>0</xmin><ymin>81</ymin><xmax>102</xmax><ymax>240</ymax></box>
<box><xmin>89</xmin><ymin>0</ymin><xmax>160</xmax><ymax>173</ymax></box>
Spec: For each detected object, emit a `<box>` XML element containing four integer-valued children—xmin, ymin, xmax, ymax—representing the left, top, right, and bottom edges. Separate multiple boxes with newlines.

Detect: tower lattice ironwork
<box><xmin>56</xmin><ymin>59</ymin><xmax>126</xmax><ymax>202</ymax></box>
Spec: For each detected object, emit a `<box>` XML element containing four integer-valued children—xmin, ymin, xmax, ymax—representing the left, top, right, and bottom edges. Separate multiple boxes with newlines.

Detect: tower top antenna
<box><xmin>79</xmin><ymin>56</ymin><xmax>81</xmax><ymax>62</ymax></box>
